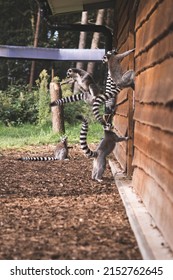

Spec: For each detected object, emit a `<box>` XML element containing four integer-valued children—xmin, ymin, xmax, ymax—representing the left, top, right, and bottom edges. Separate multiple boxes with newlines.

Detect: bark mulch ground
<box><xmin>0</xmin><ymin>145</ymin><xmax>142</xmax><ymax>260</ymax></box>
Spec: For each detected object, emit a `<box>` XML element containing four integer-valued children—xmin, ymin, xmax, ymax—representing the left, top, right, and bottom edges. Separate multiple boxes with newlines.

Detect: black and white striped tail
<box><xmin>105</xmin><ymin>75</ymin><xmax>117</xmax><ymax>113</ymax></box>
<box><xmin>50</xmin><ymin>93</ymin><xmax>84</xmax><ymax>107</ymax></box>
<box><xmin>76</xmin><ymin>115</ymin><xmax>97</xmax><ymax>158</ymax></box>
<box><xmin>18</xmin><ymin>156</ymin><xmax>60</xmax><ymax>161</ymax></box>
<box><xmin>93</xmin><ymin>74</ymin><xmax>121</xmax><ymax>124</ymax></box>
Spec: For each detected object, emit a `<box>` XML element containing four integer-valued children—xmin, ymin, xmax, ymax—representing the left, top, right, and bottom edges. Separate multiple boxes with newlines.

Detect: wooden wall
<box><xmin>113</xmin><ymin>0</ymin><xmax>173</xmax><ymax>252</ymax></box>
<box><xmin>113</xmin><ymin>0</ymin><xmax>135</xmax><ymax>176</ymax></box>
<box><xmin>132</xmin><ymin>0</ymin><xmax>173</xmax><ymax>251</ymax></box>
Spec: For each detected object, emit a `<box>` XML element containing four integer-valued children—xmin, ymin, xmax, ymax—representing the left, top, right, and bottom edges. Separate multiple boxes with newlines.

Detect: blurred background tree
<box><xmin>0</xmin><ymin>0</ymin><xmax>114</xmax><ymax>126</ymax></box>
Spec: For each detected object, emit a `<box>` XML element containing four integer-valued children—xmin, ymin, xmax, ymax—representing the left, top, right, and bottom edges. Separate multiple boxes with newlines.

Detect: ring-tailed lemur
<box><xmin>76</xmin><ymin>115</ymin><xmax>129</xmax><ymax>182</ymax></box>
<box><xmin>93</xmin><ymin>48</ymin><xmax>135</xmax><ymax>125</ymax></box>
<box><xmin>93</xmin><ymin>74</ymin><xmax>121</xmax><ymax>125</ymax></box>
<box><xmin>50</xmin><ymin>68</ymin><xmax>101</xmax><ymax>107</ymax></box>
<box><xmin>18</xmin><ymin>136</ymin><xmax>70</xmax><ymax>161</ymax></box>
<box><xmin>102</xmin><ymin>48</ymin><xmax>135</xmax><ymax>89</ymax></box>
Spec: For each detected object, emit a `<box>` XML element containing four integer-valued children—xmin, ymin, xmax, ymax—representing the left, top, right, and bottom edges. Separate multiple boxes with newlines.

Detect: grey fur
<box><xmin>77</xmin><ymin>115</ymin><xmax>129</xmax><ymax>182</ymax></box>
<box><xmin>50</xmin><ymin>68</ymin><xmax>100</xmax><ymax>107</ymax></box>
<box><xmin>92</xmin><ymin>48</ymin><xmax>135</xmax><ymax>125</ymax></box>
<box><xmin>102</xmin><ymin>49</ymin><xmax>135</xmax><ymax>89</ymax></box>
<box><xmin>66</xmin><ymin>68</ymin><xmax>100</xmax><ymax>103</ymax></box>
<box><xmin>18</xmin><ymin>136</ymin><xmax>69</xmax><ymax>161</ymax></box>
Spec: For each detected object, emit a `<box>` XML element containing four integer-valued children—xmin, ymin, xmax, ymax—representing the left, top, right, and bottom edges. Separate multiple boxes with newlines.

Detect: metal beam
<box><xmin>45</xmin><ymin>24</ymin><xmax>113</xmax><ymax>52</ymax></box>
<box><xmin>0</xmin><ymin>45</ymin><xmax>105</xmax><ymax>61</ymax></box>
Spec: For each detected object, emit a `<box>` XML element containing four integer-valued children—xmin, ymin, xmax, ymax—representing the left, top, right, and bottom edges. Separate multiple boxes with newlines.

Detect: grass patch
<box><xmin>0</xmin><ymin>121</ymin><xmax>103</xmax><ymax>150</ymax></box>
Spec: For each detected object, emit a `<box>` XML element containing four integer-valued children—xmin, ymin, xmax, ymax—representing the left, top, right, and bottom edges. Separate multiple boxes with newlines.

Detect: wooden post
<box><xmin>50</xmin><ymin>81</ymin><xmax>65</xmax><ymax>133</ymax></box>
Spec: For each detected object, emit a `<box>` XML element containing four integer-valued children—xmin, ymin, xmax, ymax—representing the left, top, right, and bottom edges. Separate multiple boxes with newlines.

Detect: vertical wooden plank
<box><xmin>126</xmin><ymin>0</ymin><xmax>136</xmax><ymax>178</ymax></box>
<box><xmin>113</xmin><ymin>0</ymin><xmax>136</xmax><ymax>174</ymax></box>
<box><xmin>127</xmin><ymin>88</ymin><xmax>134</xmax><ymax>177</ymax></box>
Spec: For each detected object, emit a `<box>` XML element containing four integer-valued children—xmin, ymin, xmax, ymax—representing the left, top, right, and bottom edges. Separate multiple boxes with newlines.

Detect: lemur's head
<box><xmin>60</xmin><ymin>135</ymin><xmax>68</xmax><ymax>143</ymax></box>
<box><xmin>66</xmin><ymin>68</ymin><xmax>81</xmax><ymax>80</ymax></box>
<box><xmin>102</xmin><ymin>49</ymin><xmax>118</xmax><ymax>63</ymax></box>
<box><xmin>104</xmin><ymin>48</ymin><xmax>136</xmax><ymax>64</ymax></box>
<box><xmin>66</xmin><ymin>68</ymin><xmax>74</xmax><ymax>78</ymax></box>
<box><xmin>103</xmin><ymin>123</ymin><xmax>114</xmax><ymax>131</ymax></box>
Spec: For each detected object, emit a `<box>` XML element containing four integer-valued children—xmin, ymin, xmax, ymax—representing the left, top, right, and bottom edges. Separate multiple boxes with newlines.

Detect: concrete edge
<box><xmin>109</xmin><ymin>159</ymin><xmax>173</xmax><ymax>260</ymax></box>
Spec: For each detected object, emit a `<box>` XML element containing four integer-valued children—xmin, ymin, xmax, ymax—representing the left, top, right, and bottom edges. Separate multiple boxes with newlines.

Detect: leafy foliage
<box><xmin>36</xmin><ymin>69</ymin><xmax>50</xmax><ymax>125</ymax></box>
<box><xmin>0</xmin><ymin>1</ymin><xmax>110</xmax><ymax>90</ymax></box>
<box><xmin>0</xmin><ymin>85</ymin><xmax>38</xmax><ymax>126</ymax></box>
<box><xmin>61</xmin><ymin>82</ymin><xmax>97</xmax><ymax>124</ymax></box>
<box><xmin>0</xmin><ymin>3</ymin><xmax>113</xmax><ymax>128</ymax></box>
<box><xmin>0</xmin><ymin>68</ymin><xmax>98</xmax><ymax>127</ymax></box>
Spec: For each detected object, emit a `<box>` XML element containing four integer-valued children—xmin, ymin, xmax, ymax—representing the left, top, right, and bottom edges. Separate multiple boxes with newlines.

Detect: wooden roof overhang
<box><xmin>0</xmin><ymin>0</ymin><xmax>114</xmax><ymax>61</ymax></box>
<box><xmin>42</xmin><ymin>0</ymin><xmax>115</xmax><ymax>15</ymax></box>
<box><xmin>40</xmin><ymin>0</ymin><xmax>114</xmax><ymax>51</ymax></box>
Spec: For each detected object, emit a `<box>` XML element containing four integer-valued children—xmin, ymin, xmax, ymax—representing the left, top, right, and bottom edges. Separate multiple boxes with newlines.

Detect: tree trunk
<box><xmin>28</xmin><ymin>0</ymin><xmax>41</xmax><ymax>91</ymax></box>
<box><xmin>76</xmin><ymin>11</ymin><xmax>88</xmax><ymax>69</ymax></box>
<box><xmin>87</xmin><ymin>9</ymin><xmax>105</xmax><ymax>75</ymax></box>
<box><xmin>50</xmin><ymin>81</ymin><xmax>65</xmax><ymax>133</ymax></box>
<box><xmin>74</xmin><ymin>11</ymin><xmax>88</xmax><ymax>93</ymax></box>
<box><xmin>105</xmin><ymin>8</ymin><xmax>114</xmax><ymax>29</ymax></box>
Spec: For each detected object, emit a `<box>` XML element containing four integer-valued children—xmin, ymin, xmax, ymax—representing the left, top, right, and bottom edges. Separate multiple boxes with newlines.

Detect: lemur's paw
<box><xmin>125</xmin><ymin>136</ymin><xmax>132</xmax><ymax>140</ymax></box>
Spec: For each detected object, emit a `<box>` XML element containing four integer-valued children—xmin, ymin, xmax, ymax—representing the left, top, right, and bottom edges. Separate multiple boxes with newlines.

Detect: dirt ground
<box><xmin>0</xmin><ymin>145</ymin><xmax>142</xmax><ymax>260</ymax></box>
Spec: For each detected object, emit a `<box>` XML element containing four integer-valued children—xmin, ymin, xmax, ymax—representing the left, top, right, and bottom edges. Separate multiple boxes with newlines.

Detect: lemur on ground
<box><xmin>18</xmin><ymin>136</ymin><xmax>70</xmax><ymax>161</ymax></box>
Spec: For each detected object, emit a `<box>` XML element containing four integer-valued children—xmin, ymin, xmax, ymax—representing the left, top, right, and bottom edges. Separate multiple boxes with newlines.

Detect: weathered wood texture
<box><xmin>113</xmin><ymin>0</ymin><xmax>135</xmax><ymax>175</ymax></box>
<box><xmin>113</xmin><ymin>0</ymin><xmax>173</xmax><ymax>251</ymax></box>
<box><xmin>132</xmin><ymin>0</ymin><xmax>173</xmax><ymax>251</ymax></box>
<box><xmin>132</xmin><ymin>168</ymin><xmax>173</xmax><ymax>252</ymax></box>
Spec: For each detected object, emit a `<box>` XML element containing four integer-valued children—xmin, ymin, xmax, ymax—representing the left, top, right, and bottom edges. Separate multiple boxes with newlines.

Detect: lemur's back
<box><xmin>54</xmin><ymin>140</ymin><xmax>68</xmax><ymax>160</ymax></box>
<box><xmin>96</xmin><ymin>131</ymin><xmax>117</xmax><ymax>156</ymax></box>
<box><xmin>18</xmin><ymin>136</ymin><xmax>69</xmax><ymax>161</ymax></box>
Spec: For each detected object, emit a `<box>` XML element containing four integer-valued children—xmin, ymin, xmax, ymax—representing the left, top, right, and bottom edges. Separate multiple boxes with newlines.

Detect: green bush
<box><xmin>61</xmin><ymin>82</ymin><xmax>96</xmax><ymax>124</ymax></box>
<box><xmin>0</xmin><ymin>69</ymin><xmax>51</xmax><ymax>127</ymax></box>
<box><xmin>0</xmin><ymin>70</ymin><xmax>101</xmax><ymax>127</ymax></box>
<box><xmin>36</xmin><ymin>69</ymin><xmax>50</xmax><ymax>126</ymax></box>
<box><xmin>0</xmin><ymin>85</ymin><xmax>38</xmax><ymax>126</ymax></box>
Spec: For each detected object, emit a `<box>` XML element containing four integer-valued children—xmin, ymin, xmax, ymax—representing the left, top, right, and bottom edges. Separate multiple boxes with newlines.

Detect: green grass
<box><xmin>0</xmin><ymin>121</ymin><xmax>103</xmax><ymax>150</ymax></box>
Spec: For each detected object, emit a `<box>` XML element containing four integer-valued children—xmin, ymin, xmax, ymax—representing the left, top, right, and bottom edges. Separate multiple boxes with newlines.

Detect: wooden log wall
<box><xmin>113</xmin><ymin>0</ymin><xmax>173</xmax><ymax>251</ymax></box>
<box><xmin>133</xmin><ymin>0</ymin><xmax>173</xmax><ymax>251</ymax></box>
<box><xmin>113</xmin><ymin>0</ymin><xmax>135</xmax><ymax>176</ymax></box>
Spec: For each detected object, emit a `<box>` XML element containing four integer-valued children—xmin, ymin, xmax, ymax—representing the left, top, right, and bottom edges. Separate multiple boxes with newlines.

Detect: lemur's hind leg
<box><xmin>92</xmin><ymin>156</ymin><xmax>106</xmax><ymax>182</ymax></box>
